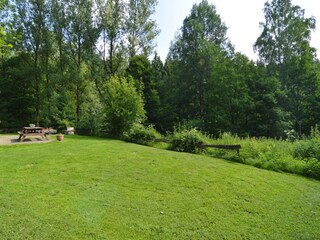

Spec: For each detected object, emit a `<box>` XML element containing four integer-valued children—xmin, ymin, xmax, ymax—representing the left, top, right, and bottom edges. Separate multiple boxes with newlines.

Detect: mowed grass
<box><xmin>0</xmin><ymin>136</ymin><xmax>320</xmax><ymax>240</ymax></box>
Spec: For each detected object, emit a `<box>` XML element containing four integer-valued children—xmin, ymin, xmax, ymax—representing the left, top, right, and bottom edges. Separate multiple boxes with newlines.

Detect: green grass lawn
<box><xmin>1</xmin><ymin>136</ymin><xmax>320</xmax><ymax>239</ymax></box>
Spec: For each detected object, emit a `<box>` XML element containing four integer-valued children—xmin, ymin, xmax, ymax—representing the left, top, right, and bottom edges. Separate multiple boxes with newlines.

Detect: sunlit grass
<box><xmin>0</xmin><ymin>135</ymin><xmax>320</xmax><ymax>239</ymax></box>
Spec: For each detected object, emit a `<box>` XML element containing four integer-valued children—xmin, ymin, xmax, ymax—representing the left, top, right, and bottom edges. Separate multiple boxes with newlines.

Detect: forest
<box><xmin>1</xmin><ymin>0</ymin><xmax>320</xmax><ymax>139</ymax></box>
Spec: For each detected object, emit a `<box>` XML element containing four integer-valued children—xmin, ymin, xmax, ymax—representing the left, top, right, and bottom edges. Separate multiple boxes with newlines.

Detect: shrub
<box><xmin>102</xmin><ymin>76</ymin><xmax>146</xmax><ymax>137</ymax></box>
<box><xmin>124</xmin><ymin>124</ymin><xmax>161</xmax><ymax>146</ymax></box>
<box><xmin>170</xmin><ymin>128</ymin><xmax>205</xmax><ymax>153</ymax></box>
<box><xmin>303</xmin><ymin>159</ymin><xmax>320</xmax><ymax>179</ymax></box>
<box><xmin>293</xmin><ymin>138</ymin><xmax>320</xmax><ymax>160</ymax></box>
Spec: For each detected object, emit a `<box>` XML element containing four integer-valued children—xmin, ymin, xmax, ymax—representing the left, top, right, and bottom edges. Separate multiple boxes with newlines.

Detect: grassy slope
<box><xmin>0</xmin><ymin>136</ymin><xmax>320</xmax><ymax>240</ymax></box>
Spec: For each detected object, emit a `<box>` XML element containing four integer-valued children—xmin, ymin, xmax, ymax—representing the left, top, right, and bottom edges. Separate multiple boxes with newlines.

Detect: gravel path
<box><xmin>0</xmin><ymin>135</ymin><xmax>51</xmax><ymax>145</ymax></box>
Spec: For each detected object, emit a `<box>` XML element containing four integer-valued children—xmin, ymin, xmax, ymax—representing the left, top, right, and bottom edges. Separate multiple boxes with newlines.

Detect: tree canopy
<box><xmin>0</xmin><ymin>0</ymin><xmax>320</xmax><ymax>138</ymax></box>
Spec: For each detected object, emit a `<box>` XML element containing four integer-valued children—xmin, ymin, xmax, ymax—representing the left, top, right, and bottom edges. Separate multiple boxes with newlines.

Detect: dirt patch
<box><xmin>0</xmin><ymin>135</ymin><xmax>52</xmax><ymax>145</ymax></box>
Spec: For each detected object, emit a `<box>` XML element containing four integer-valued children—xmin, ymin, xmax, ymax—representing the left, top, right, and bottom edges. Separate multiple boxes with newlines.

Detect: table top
<box><xmin>23</xmin><ymin>127</ymin><xmax>43</xmax><ymax>130</ymax></box>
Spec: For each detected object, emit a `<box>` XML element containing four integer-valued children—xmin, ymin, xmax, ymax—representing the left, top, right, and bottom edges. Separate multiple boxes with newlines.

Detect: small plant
<box><xmin>170</xmin><ymin>128</ymin><xmax>205</xmax><ymax>153</ymax></box>
<box><xmin>310</xmin><ymin>124</ymin><xmax>320</xmax><ymax>138</ymax></box>
<box><xmin>56</xmin><ymin>133</ymin><xmax>64</xmax><ymax>141</ymax></box>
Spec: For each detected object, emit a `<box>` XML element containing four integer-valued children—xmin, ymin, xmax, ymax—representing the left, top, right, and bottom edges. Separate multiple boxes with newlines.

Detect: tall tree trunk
<box><xmin>76</xmin><ymin>84</ymin><xmax>80</xmax><ymax>123</ymax></box>
<box><xmin>76</xmin><ymin>39</ymin><xmax>81</xmax><ymax>123</ymax></box>
<box><xmin>199</xmin><ymin>78</ymin><xmax>205</xmax><ymax>131</ymax></box>
<box><xmin>45</xmin><ymin>54</ymin><xmax>50</xmax><ymax>124</ymax></box>
<box><xmin>58</xmin><ymin>36</ymin><xmax>64</xmax><ymax>81</ymax></box>
<box><xmin>35</xmin><ymin>49</ymin><xmax>40</xmax><ymax>126</ymax></box>
<box><xmin>109</xmin><ymin>38</ymin><xmax>114</xmax><ymax>75</ymax></box>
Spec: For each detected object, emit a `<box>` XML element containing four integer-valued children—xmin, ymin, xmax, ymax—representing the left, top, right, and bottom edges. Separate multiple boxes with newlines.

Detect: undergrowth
<box><xmin>123</xmin><ymin>125</ymin><xmax>320</xmax><ymax>180</ymax></box>
<box><xmin>207</xmin><ymin>132</ymin><xmax>320</xmax><ymax>180</ymax></box>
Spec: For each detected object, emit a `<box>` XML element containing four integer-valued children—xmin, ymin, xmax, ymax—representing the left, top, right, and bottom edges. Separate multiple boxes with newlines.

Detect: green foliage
<box><xmin>76</xmin><ymin>87</ymin><xmax>104</xmax><ymax>136</ymax></box>
<box><xmin>123</xmin><ymin>123</ymin><xmax>161</xmax><ymax>145</ymax></box>
<box><xmin>165</xmin><ymin>1</ymin><xmax>288</xmax><ymax>138</ymax></box>
<box><xmin>0</xmin><ymin>0</ymin><xmax>13</xmax><ymax>56</ymax></box>
<box><xmin>126</xmin><ymin>0</ymin><xmax>159</xmax><ymax>57</ymax></box>
<box><xmin>200</xmin><ymin>132</ymin><xmax>320</xmax><ymax>180</ymax></box>
<box><xmin>95</xmin><ymin>0</ymin><xmax>124</xmax><ymax>76</ymax></box>
<box><xmin>293</xmin><ymin>138</ymin><xmax>320</xmax><ymax>160</ymax></box>
<box><xmin>244</xmin><ymin>68</ymin><xmax>289</xmax><ymax>137</ymax></box>
<box><xmin>127</xmin><ymin>55</ymin><xmax>160</xmax><ymax>124</ymax></box>
<box><xmin>255</xmin><ymin>0</ymin><xmax>315</xmax><ymax>66</ymax></box>
<box><xmin>167</xmin><ymin>1</ymin><xmax>230</xmax><ymax>131</ymax></box>
<box><xmin>170</xmin><ymin>128</ymin><xmax>205</xmax><ymax>153</ymax></box>
<box><xmin>2</xmin><ymin>0</ymin><xmax>320</xmax><ymax>145</ymax></box>
<box><xmin>255</xmin><ymin>0</ymin><xmax>320</xmax><ymax>135</ymax></box>
<box><xmin>303</xmin><ymin>159</ymin><xmax>320</xmax><ymax>179</ymax></box>
<box><xmin>0</xmin><ymin>53</ymin><xmax>36</xmax><ymax>128</ymax></box>
<box><xmin>102</xmin><ymin>76</ymin><xmax>145</xmax><ymax>137</ymax></box>
<box><xmin>57</xmin><ymin>119</ymin><xmax>73</xmax><ymax>132</ymax></box>
<box><xmin>310</xmin><ymin>124</ymin><xmax>320</xmax><ymax>138</ymax></box>
<box><xmin>0</xmin><ymin>25</ymin><xmax>13</xmax><ymax>56</ymax></box>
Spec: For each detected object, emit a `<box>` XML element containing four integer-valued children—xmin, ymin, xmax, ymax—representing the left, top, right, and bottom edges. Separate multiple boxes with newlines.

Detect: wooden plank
<box><xmin>199</xmin><ymin>144</ymin><xmax>241</xmax><ymax>155</ymax></box>
<box><xmin>22</xmin><ymin>133</ymin><xmax>44</xmax><ymax>136</ymax></box>
<box><xmin>199</xmin><ymin>144</ymin><xmax>241</xmax><ymax>150</ymax></box>
<box><xmin>154</xmin><ymin>138</ymin><xmax>241</xmax><ymax>154</ymax></box>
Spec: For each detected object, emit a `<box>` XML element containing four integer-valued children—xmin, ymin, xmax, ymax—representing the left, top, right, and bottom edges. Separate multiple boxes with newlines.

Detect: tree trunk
<box><xmin>76</xmin><ymin>38</ymin><xmax>81</xmax><ymax>123</ymax></box>
<box><xmin>35</xmin><ymin>49</ymin><xmax>40</xmax><ymax>126</ymax></box>
<box><xmin>45</xmin><ymin>47</ymin><xmax>51</xmax><ymax>125</ymax></box>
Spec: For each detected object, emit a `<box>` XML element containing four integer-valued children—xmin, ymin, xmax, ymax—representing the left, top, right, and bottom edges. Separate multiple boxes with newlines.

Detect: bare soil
<box><xmin>0</xmin><ymin>135</ymin><xmax>51</xmax><ymax>145</ymax></box>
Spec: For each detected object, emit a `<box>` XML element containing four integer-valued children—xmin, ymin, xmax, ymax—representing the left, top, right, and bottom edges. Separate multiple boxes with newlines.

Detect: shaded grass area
<box><xmin>0</xmin><ymin>135</ymin><xmax>320</xmax><ymax>239</ymax></box>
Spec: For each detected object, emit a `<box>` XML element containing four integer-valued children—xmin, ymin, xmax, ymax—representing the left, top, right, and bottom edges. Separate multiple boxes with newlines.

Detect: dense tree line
<box><xmin>0</xmin><ymin>0</ymin><xmax>320</xmax><ymax>138</ymax></box>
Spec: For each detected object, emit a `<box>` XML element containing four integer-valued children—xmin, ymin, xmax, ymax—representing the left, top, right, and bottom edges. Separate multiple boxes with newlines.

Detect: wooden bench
<box><xmin>155</xmin><ymin>138</ymin><xmax>241</xmax><ymax>155</ymax></box>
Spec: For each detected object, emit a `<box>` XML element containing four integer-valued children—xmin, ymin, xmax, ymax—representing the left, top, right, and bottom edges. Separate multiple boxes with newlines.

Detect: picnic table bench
<box><xmin>18</xmin><ymin>127</ymin><xmax>48</xmax><ymax>142</ymax></box>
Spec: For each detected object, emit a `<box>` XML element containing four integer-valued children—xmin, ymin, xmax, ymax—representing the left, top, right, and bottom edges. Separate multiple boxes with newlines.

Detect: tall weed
<box><xmin>203</xmin><ymin>132</ymin><xmax>319</xmax><ymax>179</ymax></box>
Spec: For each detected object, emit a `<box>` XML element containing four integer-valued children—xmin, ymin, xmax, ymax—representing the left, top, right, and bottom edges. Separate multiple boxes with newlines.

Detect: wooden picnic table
<box><xmin>18</xmin><ymin>127</ymin><xmax>48</xmax><ymax>142</ymax></box>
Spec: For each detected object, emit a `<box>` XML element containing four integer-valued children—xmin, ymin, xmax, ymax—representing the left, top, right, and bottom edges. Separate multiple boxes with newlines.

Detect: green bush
<box><xmin>102</xmin><ymin>76</ymin><xmax>146</xmax><ymax>137</ymax></box>
<box><xmin>124</xmin><ymin>124</ymin><xmax>161</xmax><ymax>146</ymax></box>
<box><xmin>293</xmin><ymin>138</ymin><xmax>320</xmax><ymax>160</ymax></box>
<box><xmin>303</xmin><ymin>159</ymin><xmax>320</xmax><ymax>179</ymax></box>
<box><xmin>170</xmin><ymin>128</ymin><xmax>205</xmax><ymax>153</ymax></box>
